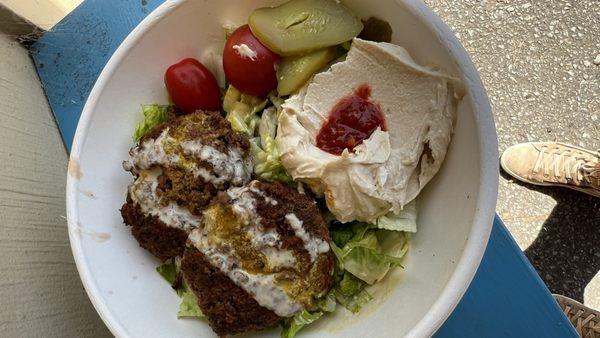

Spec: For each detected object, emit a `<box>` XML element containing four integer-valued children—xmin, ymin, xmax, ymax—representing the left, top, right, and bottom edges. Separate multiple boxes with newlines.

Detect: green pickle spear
<box><xmin>249</xmin><ymin>0</ymin><xmax>363</xmax><ymax>56</ymax></box>
<box><xmin>276</xmin><ymin>47</ymin><xmax>337</xmax><ymax>96</ymax></box>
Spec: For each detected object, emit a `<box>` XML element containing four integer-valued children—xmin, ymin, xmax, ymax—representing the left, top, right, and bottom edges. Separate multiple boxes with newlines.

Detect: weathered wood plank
<box><xmin>0</xmin><ymin>3</ymin><xmax>40</xmax><ymax>38</ymax></box>
<box><xmin>0</xmin><ymin>33</ymin><xmax>110</xmax><ymax>337</ymax></box>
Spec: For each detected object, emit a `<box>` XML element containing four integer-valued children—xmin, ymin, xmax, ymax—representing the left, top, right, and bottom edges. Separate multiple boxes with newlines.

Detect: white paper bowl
<box><xmin>66</xmin><ymin>0</ymin><xmax>498</xmax><ymax>337</ymax></box>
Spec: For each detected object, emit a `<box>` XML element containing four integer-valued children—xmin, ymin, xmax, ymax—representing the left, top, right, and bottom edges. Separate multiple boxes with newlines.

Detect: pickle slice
<box><xmin>277</xmin><ymin>47</ymin><xmax>337</xmax><ymax>96</ymax></box>
<box><xmin>249</xmin><ymin>0</ymin><xmax>363</xmax><ymax>56</ymax></box>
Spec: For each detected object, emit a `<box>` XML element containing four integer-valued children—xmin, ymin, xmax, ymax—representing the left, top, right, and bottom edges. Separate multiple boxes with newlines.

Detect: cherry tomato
<box><xmin>223</xmin><ymin>25</ymin><xmax>280</xmax><ymax>97</ymax></box>
<box><xmin>164</xmin><ymin>58</ymin><xmax>221</xmax><ymax>113</ymax></box>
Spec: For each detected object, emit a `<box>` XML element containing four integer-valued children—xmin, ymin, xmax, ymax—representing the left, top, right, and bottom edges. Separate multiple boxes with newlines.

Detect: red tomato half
<box><xmin>223</xmin><ymin>25</ymin><xmax>280</xmax><ymax>97</ymax></box>
<box><xmin>164</xmin><ymin>58</ymin><xmax>221</xmax><ymax>113</ymax></box>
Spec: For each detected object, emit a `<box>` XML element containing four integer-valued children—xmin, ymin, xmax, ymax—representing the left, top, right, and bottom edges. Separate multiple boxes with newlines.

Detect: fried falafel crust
<box><xmin>122</xmin><ymin>111</ymin><xmax>251</xmax><ymax>261</ymax></box>
<box><xmin>181</xmin><ymin>182</ymin><xmax>334</xmax><ymax>336</ymax></box>
<box><xmin>181</xmin><ymin>247</ymin><xmax>282</xmax><ymax>336</ymax></box>
<box><xmin>121</xmin><ymin>197</ymin><xmax>188</xmax><ymax>261</ymax></box>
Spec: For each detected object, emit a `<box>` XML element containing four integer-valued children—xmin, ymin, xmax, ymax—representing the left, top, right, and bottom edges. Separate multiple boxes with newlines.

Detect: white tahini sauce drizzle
<box><xmin>123</xmin><ymin>129</ymin><xmax>178</xmax><ymax>173</ymax></box>
<box><xmin>263</xmin><ymin>247</ymin><xmax>297</xmax><ymax>269</ymax></box>
<box><xmin>285</xmin><ymin>213</ymin><xmax>330</xmax><ymax>262</ymax></box>
<box><xmin>180</xmin><ymin>140</ymin><xmax>251</xmax><ymax>186</ymax></box>
<box><xmin>188</xmin><ymin>230</ymin><xmax>302</xmax><ymax>317</ymax></box>
<box><xmin>227</xmin><ymin>185</ymin><xmax>259</xmax><ymax>225</ymax></box>
<box><xmin>249</xmin><ymin>185</ymin><xmax>278</xmax><ymax>206</ymax></box>
<box><xmin>227</xmin><ymin>183</ymin><xmax>297</xmax><ymax>268</ymax></box>
<box><xmin>124</xmin><ymin>128</ymin><xmax>252</xmax><ymax>186</ymax></box>
<box><xmin>232</xmin><ymin>43</ymin><xmax>258</xmax><ymax>60</ymax></box>
<box><xmin>128</xmin><ymin>168</ymin><xmax>200</xmax><ymax>231</ymax></box>
<box><xmin>296</xmin><ymin>182</ymin><xmax>305</xmax><ymax>194</ymax></box>
<box><xmin>246</xmin><ymin>225</ymin><xmax>296</xmax><ymax>269</ymax></box>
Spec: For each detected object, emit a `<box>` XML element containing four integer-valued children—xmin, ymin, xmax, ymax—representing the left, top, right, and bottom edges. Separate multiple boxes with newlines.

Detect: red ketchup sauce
<box><xmin>316</xmin><ymin>84</ymin><xmax>386</xmax><ymax>155</ymax></box>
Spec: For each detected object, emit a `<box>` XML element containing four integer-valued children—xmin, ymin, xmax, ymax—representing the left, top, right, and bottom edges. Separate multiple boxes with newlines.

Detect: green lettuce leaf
<box><xmin>251</xmin><ymin>137</ymin><xmax>293</xmax><ymax>183</ymax></box>
<box><xmin>268</xmin><ymin>91</ymin><xmax>285</xmax><ymax>113</ymax></box>
<box><xmin>376</xmin><ymin>200</ymin><xmax>418</xmax><ymax>233</ymax></box>
<box><xmin>330</xmin><ymin>242</ymin><xmax>346</xmax><ymax>271</ymax></box>
<box><xmin>279</xmin><ymin>290</ymin><xmax>336</xmax><ymax>338</ymax></box>
<box><xmin>376</xmin><ymin>230</ymin><xmax>410</xmax><ymax>262</ymax></box>
<box><xmin>156</xmin><ymin>261</ymin><xmax>178</xmax><ymax>285</ymax></box>
<box><xmin>251</xmin><ymin>108</ymin><xmax>293</xmax><ymax>184</ymax></box>
<box><xmin>259</xmin><ymin>107</ymin><xmax>278</xmax><ymax>147</ymax></box>
<box><xmin>253</xmin><ymin>106</ymin><xmax>292</xmax><ymax>183</ymax></box>
<box><xmin>330</xmin><ymin>227</ymin><xmax>354</xmax><ymax>249</ymax></box>
<box><xmin>330</xmin><ymin>243</ymin><xmax>375</xmax><ymax>313</ymax></box>
<box><xmin>223</xmin><ymin>85</ymin><xmax>267</xmax><ymax>136</ymax></box>
<box><xmin>133</xmin><ymin>104</ymin><xmax>173</xmax><ymax>141</ymax></box>
<box><xmin>332</xmin><ymin>272</ymin><xmax>373</xmax><ymax>313</ymax></box>
<box><xmin>343</xmin><ymin>245</ymin><xmax>401</xmax><ymax>285</ymax></box>
<box><xmin>224</xmin><ymin>85</ymin><xmax>292</xmax><ymax>184</ymax></box>
<box><xmin>226</xmin><ymin>101</ymin><xmax>262</xmax><ymax>136</ymax></box>
<box><xmin>336</xmin><ymin>271</ymin><xmax>365</xmax><ymax>296</ymax></box>
<box><xmin>281</xmin><ymin>310</ymin><xmax>324</xmax><ymax>338</ymax></box>
<box><xmin>344</xmin><ymin>230</ymin><xmax>408</xmax><ymax>284</ymax></box>
<box><xmin>331</xmin><ymin>223</ymin><xmax>409</xmax><ymax>285</ymax></box>
<box><xmin>177</xmin><ymin>289</ymin><xmax>205</xmax><ymax>319</ymax></box>
<box><xmin>156</xmin><ymin>261</ymin><xmax>204</xmax><ymax>319</ymax></box>
<box><xmin>156</xmin><ymin>260</ymin><xmax>185</xmax><ymax>297</ymax></box>
<box><xmin>317</xmin><ymin>291</ymin><xmax>337</xmax><ymax>313</ymax></box>
<box><xmin>339</xmin><ymin>288</ymin><xmax>372</xmax><ymax>314</ymax></box>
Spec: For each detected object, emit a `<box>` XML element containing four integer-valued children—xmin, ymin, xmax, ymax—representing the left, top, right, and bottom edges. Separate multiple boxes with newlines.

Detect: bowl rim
<box><xmin>66</xmin><ymin>0</ymin><xmax>498</xmax><ymax>337</ymax></box>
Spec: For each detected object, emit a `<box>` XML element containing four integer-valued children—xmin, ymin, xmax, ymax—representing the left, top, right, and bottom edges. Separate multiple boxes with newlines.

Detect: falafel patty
<box><xmin>121</xmin><ymin>111</ymin><xmax>252</xmax><ymax>260</ymax></box>
<box><xmin>181</xmin><ymin>181</ymin><xmax>334</xmax><ymax>336</ymax></box>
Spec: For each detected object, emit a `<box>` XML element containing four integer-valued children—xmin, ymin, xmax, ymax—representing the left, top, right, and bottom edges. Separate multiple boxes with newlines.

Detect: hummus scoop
<box><xmin>277</xmin><ymin>38</ymin><xmax>464</xmax><ymax>223</ymax></box>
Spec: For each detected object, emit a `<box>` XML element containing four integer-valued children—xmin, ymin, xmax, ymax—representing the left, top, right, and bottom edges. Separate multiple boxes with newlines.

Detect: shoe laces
<box><xmin>533</xmin><ymin>146</ymin><xmax>599</xmax><ymax>186</ymax></box>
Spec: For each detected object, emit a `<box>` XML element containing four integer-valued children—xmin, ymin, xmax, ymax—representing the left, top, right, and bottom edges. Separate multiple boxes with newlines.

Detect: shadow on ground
<box><xmin>500</xmin><ymin>170</ymin><xmax>600</xmax><ymax>302</ymax></box>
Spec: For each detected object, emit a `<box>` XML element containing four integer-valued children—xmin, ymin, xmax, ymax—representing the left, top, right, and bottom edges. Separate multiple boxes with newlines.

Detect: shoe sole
<box><xmin>553</xmin><ymin>294</ymin><xmax>600</xmax><ymax>336</ymax></box>
<box><xmin>500</xmin><ymin>142</ymin><xmax>600</xmax><ymax>199</ymax></box>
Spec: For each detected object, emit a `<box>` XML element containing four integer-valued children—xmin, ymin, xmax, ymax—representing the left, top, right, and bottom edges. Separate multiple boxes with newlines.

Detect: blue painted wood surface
<box><xmin>29</xmin><ymin>0</ymin><xmax>577</xmax><ymax>336</ymax></box>
<box><xmin>30</xmin><ymin>0</ymin><xmax>166</xmax><ymax>152</ymax></box>
<box><xmin>435</xmin><ymin>217</ymin><xmax>576</xmax><ymax>337</ymax></box>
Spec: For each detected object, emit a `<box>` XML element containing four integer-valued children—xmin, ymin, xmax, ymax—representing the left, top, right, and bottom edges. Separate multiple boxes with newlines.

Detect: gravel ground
<box><xmin>423</xmin><ymin>0</ymin><xmax>600</xmax><ymax>309</ymax></box>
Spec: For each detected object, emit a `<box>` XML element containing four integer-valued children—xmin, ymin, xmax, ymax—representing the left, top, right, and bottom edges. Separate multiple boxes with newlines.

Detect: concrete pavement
<box><xmin>424</xmin><ymin>0</ymin><xmax>600</xmax><ymax>309</ymax></box>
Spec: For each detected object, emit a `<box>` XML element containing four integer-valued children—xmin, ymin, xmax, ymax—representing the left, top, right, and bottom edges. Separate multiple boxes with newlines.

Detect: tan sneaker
<box><xmin>500</xmin><ymin>142</ymin><xmax>600</xmax><ymax>198</ymax></box>
<box><xmin>553</xmin><ymin>294</ymin><xmax>600</xmax><ymax>337</ymax></box>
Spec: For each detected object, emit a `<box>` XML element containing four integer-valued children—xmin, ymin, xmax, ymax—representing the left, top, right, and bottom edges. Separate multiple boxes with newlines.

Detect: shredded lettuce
<box><xmin>133</xmin><ymin>104</ymin><xmax>173</xmax><ymax>141</ymax></box>
<box><xmin>342</xmin><ymin>244</ymin><xmax>402</xmax><ymax>285</ymax></box>
<box><xmin>330</xmin><ymin>202</ymin><xmax>416</xmax><ymax>281</ymax></box>
<box><xmin>251</xmin><ymin>106</ymin><xmax>293</xmax><ymax>183</ymax></box>
<box><xmin>330</xmin><ymin>223</ymin><xmax>409</xmax><ymax>285</ymax></box>
<box><xmin>227</xmin><ymin>102</ymin><xmax>261</xmax><ymax>135</ymax></box>
<box><xmin>333</xmin><ymin>272</ymin><xmax>373</xmax><ymax>313</ymax></box>
<box><xmin>328</xmin><ymin>220</ymin><xmax>409</xmax><ymax>316</ymax></box>
<box><xmin>251</xmin><ymin>137</ymin><xmax>293</xmax><ymax>183</ymax></box>
<box><xmin>223</xmin><ymin>85</ymin><xmax>266</xmax><ymax>136</ymax></box>
<box><xmin>178</xmin><ymin>289</ymin><xmax>205</xmax><ymax>319</ymax></box>
<box><xmin>156</xmin><ymin>260</ymin><xmax>178</xmax><ymax>284</ymax></box>
<box><xmin>224</xmin><ymin>85</ymin><xmax>292</xmax><ymax>183</ymax></box>
<box><xmin>281</xmin><ymin>291</ymin><xmax>337</xmax><ymax>338</ymax></box>
<box><xmin>331</xmin><ymin>227</ymin><xmax>354</xmax><ymax>248</ymax></box>
<box><xmin>156</xmin><ymin>261</ymin><xmax>204</xmax><ymax>320</ymax></box>
<box><xmin>259</xmin><ymin>107</ymin><xmax>278</xmax><ymax>147</ymax></box>
<box><xmin>281</xmin><ymin>310</ymin><xmax>323</xmax><ymax>338</ymax></box>
<box><xmin>316</xmin><ymin>291</ymin><xmax>337</xmax><ymax>313</ymax></box>
<box><xmin>268</xmin><ymin>91</ymin><xmax>285</xmax><ymax>113</ymax></box>
<box><xmin>376</xmin><ymin>200</ymin><xmax>418</xmax><ymax>233</ymax></box>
